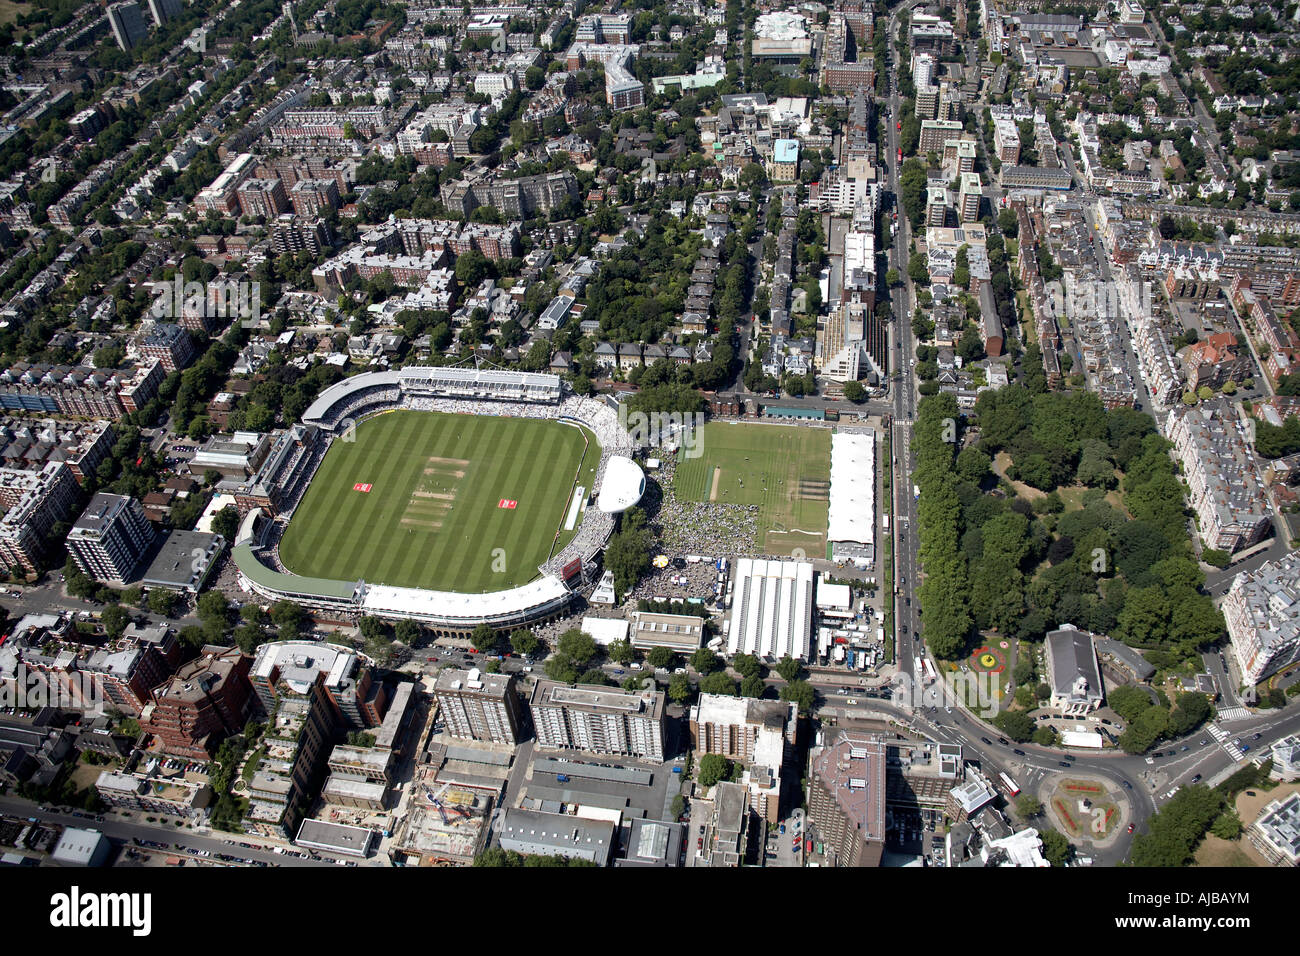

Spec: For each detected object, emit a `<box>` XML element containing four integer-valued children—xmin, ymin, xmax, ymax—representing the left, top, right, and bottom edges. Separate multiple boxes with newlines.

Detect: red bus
<box><xmin>999</xmin><ymin>772</ymin><xmax>1021</xmax><ymax>797</ymax></box>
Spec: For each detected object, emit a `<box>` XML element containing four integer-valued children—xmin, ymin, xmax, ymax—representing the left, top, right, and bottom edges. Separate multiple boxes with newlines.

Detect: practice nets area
<box><xmin>278</xmin><ymin>409</ymin><xmax>597</xmax><ymax>593</ymax></box>
<box><xmin>674</xmin><ymin>421</ymin><xmax>831</xmax><ymax>557</ymax></box>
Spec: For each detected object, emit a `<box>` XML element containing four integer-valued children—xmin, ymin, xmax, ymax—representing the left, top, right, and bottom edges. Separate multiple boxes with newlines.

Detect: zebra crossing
<box><xmin>1216</xmin><ymin>706</ymin><xmax>1252</xmax><ymax>723</ymax></box>
<box><xmin>1207</xmin><ymin>722</ymin><xmax>1246</xmax><ymax>761</ymax></box>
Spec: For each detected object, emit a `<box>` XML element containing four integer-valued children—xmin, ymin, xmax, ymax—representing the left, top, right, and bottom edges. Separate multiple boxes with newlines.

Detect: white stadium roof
<box><xmin>827</xmin><ymin>432</ymin><xmax>876</xmax><ymax>547</ymax></box>
<box><xmin>597</xmin><ymin>455</ymin><xmax>646</xmax><ymax>513</ymax></box>
<box><xmin>726</xmin><ymin>558</ymin><xmax>815</xmax><ymax>661</ymax></box>
<box><xmin>302</xmin><ymin>370</ymin><xmax>401</xmax><ymax>423</ymax></box>
<box><xmin>362</xmin><ymin>575</ymin><xmax>571</xmax><ymax>625</ymax></box>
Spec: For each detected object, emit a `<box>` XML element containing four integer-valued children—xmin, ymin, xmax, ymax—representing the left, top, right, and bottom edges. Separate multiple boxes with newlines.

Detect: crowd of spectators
<box><xmin>650</xmin><ymin>454</ymin><xmax>761</xmax><ymax>560</ymax></box>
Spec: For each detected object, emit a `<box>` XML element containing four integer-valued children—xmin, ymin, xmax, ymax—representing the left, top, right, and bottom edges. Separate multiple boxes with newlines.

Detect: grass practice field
<box><xmin>279</xmin><ymin>410</ymin><xmax>597</xmax><ymax>593</ymax></box>
<box><xmin>675</xmin><ymin>421</ymin><xmax>831</xmax><ymax>556</ymax></box>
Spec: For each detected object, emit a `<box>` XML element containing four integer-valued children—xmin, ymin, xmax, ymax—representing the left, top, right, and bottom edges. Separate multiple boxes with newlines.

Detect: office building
<box><xmin>530</xmin><ymin>679</ymin><xmax>665</xmax><ymax>759</ymax></box>
<box><xmin>432</xmin><ymin>667</ymin><xmax>522</xmax><ymax>744</ymax></box>
<box><xmin>66</xmin><ymin>493</ymin><xmax>156</xmax><ymax>586</ymax></box>
<box><xmin>808</xmin><ymin>730</ymin><xmax>886</xmax><ymax>867</ymax></box>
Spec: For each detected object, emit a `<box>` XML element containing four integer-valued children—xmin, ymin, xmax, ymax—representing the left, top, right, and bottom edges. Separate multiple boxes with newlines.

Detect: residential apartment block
<box><xmin>432</xmin><ymin>667</ymin><xmax>522</xmax><ymax>744</ymax></box>
<box><xmin>0</xmin><ymin>462</ymin><xmax>81</xmax><ymax>574</ymax></box>
<box><xmin>1224</xmin><ymin>551</ymin><xmax>1300</xmax><ymax>685</ymax></box>
<box><xmin>1166</xmin><ymin>400</ymin><xmax>1273</xmax><ymax>553</ymax></box>
<box><xmin>66</xmin><ymin>493</ymin><xmax>157</xmax><ymax>586</ymax></box>
<box><xmin>530</xmin><ymin>679</ymin><xmax>665</xmax><ymax>759</ymax></box>
<box><xmin>140</xmin><ymin>645</ymin><xmax>254</xmax><ymax>759</ymax></box>
<box><xmin>808</xmin><ymin>730</ymin><xmax>887</xmax><ymax>867</ymax></box>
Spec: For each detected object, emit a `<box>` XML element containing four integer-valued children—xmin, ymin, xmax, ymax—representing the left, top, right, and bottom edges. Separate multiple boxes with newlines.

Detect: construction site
<box><xmin>387</xmin><ymin>767</ymin><xmax>499</xmax><ymax>866</ymax></box>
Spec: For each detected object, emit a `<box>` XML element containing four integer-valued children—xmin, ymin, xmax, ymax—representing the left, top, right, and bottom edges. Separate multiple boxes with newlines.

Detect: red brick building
<box><xmin>141</xmin><ymin>646</ymin><xmax>254</xmax><ymax>759</ymax></box>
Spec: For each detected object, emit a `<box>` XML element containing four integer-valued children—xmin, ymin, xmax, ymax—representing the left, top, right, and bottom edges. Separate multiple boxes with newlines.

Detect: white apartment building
<box><xmin>530</xmin><ymin>680</ymin><xmax>665</xmax><ymax>759</ymax></box>
<box><xmin>1166</xmin><ymin>400</ymin><xmax>1273</xmax><ymax>553</ymax></box>
<box><xmin>1224</xmin><ymin>552</ymin><xmax>1300</xmax><ymax>685</ymax></box>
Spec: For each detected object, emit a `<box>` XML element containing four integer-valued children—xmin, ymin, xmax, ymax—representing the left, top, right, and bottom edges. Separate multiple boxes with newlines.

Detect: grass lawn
<box><xmin>279</xmin><ymin>410</ymin><xmax>597</xmax><ymax>592</ymax></box>
<box><xmin>1056</xmin><ymin>485</ymin><xmax>1124</xmax><ymax>513</ymax></box>
<box><xmin>1049</xmin><ymin>779</ymin><xmax>1119</xmax><ymax>839</ymax></box>
<box><xmin>674</xmin><ymin>421</ymin><xmax>831</xmax><ymax>556</ymax></box>
<box><xmin>0</xmin><ymin>1</ymin><xmax>30</xmax><ymax>29</ymax></box>
<box><xmin>1193</xmin><ymin>834</ymin><xmax>1258</xmax><ymax>867</ymax></box>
